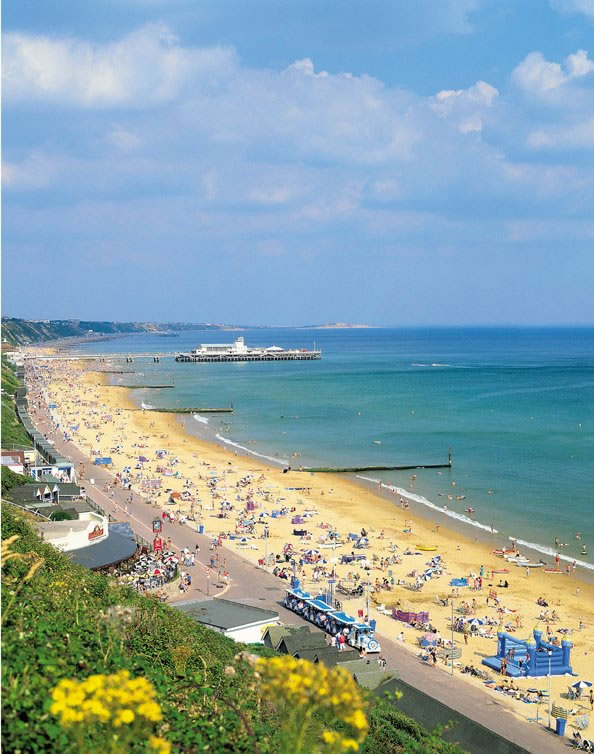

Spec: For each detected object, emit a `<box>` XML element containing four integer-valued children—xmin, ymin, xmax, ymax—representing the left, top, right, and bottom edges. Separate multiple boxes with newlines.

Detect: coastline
<box><xmin>119</xmin><ymin>373</ymin><xmax>594</xmax><ymax>586</ymax></box>
<box><xmin>29</xmin><ymin>356</ymin><xmax>594</xmax><ymax>733</ymax></box>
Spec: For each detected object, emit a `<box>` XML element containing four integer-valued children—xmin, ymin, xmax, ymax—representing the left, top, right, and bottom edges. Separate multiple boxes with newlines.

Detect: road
<box><xmin>31</xmin><ymin>405</ymin><xmax>568</xmax><ymax>754</ymax></box>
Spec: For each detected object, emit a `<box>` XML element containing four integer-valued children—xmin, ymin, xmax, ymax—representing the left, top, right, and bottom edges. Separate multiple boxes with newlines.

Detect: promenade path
<box><xmin>31</xmin><ymin>408</ymin><xmax>568</xmax><ymax>754</ymax></box>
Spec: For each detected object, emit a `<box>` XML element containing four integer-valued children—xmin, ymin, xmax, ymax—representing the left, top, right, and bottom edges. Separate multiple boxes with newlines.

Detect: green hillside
<box><xmin>1</xmin><ymin>318</ymin><xmax>168</xmax><ymax>345</ymax></box>
<box><xmin>1</xmin><ymin>358</ymin><xmax>31</xmax><ymax>448</ymax></box>
<box><xmin>1</xmin><ymin>318</ymin><xmax>253</xmax><ymax>346</ymax></box>
<box><xmin>1</xmin><ymin>504</ymin><xmax>463</xmax><ymax>754</ymax></box>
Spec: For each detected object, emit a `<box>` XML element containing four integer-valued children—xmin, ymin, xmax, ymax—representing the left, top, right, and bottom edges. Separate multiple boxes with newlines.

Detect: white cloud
<box><xmin>512</xmin><ymin>49</ymin><xmax>594</xmax><ymax>94</ymax></box>
<box><xmin>2</xmin><ymin>151</ymin><xmax>58</xmax><ymax>188</ymax></box>
<box><xmin>528</xmin><ymin>117</ymin><xmax>594</xmax><ymax>149</ymax></box>
<box><xmin>431</xmin><ymin>80</ymin><xmax>498</xmax><ymax>132</ymax></box>
<box><xmin>108</xmin><ymin>126</ymin><xmax>141</xmax><ymax>151</ymax></box>
<box><xmin>246</xmin><ymin>186</ymin><xmax>299</xmax><ymax>205</ymax></box>
<box><xmin>550</xmin><ymin>0</ymin><xmax>594</xmax><ymax>20</ymax></box>
<box><xmin>2</xmin><ymin>23</ymin><xmax>237</xmax><ymax>107</ymax></box>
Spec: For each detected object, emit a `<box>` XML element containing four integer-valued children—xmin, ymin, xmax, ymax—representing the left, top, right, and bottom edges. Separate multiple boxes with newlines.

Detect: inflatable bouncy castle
<box><xmin>482</xmin><ymin>629</ymin><xmax>573</xmax><ymax>678</ymax></box>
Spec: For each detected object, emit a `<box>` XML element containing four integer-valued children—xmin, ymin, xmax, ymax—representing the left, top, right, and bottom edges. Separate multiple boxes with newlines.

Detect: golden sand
<box><xmin>37</xmin><ymin>359</ymin><xmax>594</xmax><ymax>729</ymax></box>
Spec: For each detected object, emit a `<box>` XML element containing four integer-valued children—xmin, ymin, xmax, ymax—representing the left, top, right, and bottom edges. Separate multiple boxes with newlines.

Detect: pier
<box><xmin>26</xmin><ymin>353</ymin><xmax>177</xmax><ymax>361</ymax></box>
<box><xmin>175</xmin><ymin>352</ymin><xmax>320</xmax><ymax>362</ymax></box>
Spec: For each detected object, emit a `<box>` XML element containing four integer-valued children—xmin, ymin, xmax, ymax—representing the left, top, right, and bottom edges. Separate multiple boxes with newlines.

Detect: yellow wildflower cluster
<box><xmin>257</xmin><ymin>656</ymin><xmax>368</xmax><ymax>751</ymax></box>
<box><xmin>149</xmin><ymin>735</ymin><xmax>172</xmax><ymax>754</ymax></box>
<box><xmin>50</xmin><ymin>670</ymin><xmax>163</xmax><ymax>728</ymax></box>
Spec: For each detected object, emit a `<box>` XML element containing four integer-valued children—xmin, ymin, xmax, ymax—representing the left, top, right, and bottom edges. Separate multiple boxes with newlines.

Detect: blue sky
<box><xmin>3</xmin><ymin>0</ymin><xmax>594</xmax><ymax>325</ymax></box>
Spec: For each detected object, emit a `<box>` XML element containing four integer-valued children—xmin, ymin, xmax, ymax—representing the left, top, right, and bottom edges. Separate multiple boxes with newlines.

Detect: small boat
<box><xmin>416</xmin><ymin>544</ymin><xmax>438</xmax><ymax>551</ymax></box>
<box><xmin>516</xmin><ymin>561</ymin><xmax>544</xmax><ymax>568</ymax></box>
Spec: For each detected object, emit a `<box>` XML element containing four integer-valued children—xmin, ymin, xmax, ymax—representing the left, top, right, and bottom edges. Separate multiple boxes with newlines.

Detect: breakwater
<box><xmin>127</xmin><ymin>407</ymin><xmax>233</xmax><ymax>414</ymax></box>
<box><xmin>105</xmin><ymin>384</ymin><xmax>175</xmax><ymax>389</ymax></box>
<box><xmin>298</xmin><ymin>461</ymin><xmax>451</xmax><ymax>473</ymax></box>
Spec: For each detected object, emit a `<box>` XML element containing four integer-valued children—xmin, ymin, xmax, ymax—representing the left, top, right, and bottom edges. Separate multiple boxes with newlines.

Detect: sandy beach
<box><xmin>27</xmin><ymin>355</ymin><xmax>594</xmax><ymax>733</ymax></box>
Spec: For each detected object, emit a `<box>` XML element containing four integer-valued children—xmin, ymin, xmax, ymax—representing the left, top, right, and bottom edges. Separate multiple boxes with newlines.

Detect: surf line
<box><xmin>356</xmin><ymin>476</ymin><xmax>498</xmax><ymax>534</ymax></box>
<box><xmin>215</xmin><ymin>433</ymin><xmax>289</xmax><ymax>467</ymax></box>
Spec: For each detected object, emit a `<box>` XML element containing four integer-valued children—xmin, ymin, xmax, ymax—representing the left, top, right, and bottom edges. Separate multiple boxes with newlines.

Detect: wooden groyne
<box><xmin>124</xmin><ymin>407</ymin><xmax>233</xmax><ymax>414</ymax></box>
<box><xmin>104</xmin><ymin>384</ymin><xmax>175</xmax><ymax>389</ymax></box>
<box><xmin>148</xmin><ymin>407</ymin><xmax>233</xmax><ymax>414</ymax></box>
<box><xmin>297</xmin><ymin>458</ymin><xmax>452</xmax><ymax>474</ymax></box>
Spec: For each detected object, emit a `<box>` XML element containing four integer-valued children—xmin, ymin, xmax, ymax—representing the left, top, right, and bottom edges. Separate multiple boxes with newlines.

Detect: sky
<box><xmin>2</xmin><ymin>0</ymin><xmax>594</xmax><ymax>326</ymax></box>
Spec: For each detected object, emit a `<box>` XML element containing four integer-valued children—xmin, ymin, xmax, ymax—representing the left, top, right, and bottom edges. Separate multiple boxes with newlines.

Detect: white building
<box><xmin>191</xmin><ymin>337</ymin><xmax>249</xmax><ymax>356</ymax></box>
<box><xmin>175</xmin><ymin>598</ymin><xmax>280</xmax><ymax>644</ymax></box>
<box><xmin>37</xmin><ymin>511</ymin><xmax>109</xmax><ymax>551</ymax></box>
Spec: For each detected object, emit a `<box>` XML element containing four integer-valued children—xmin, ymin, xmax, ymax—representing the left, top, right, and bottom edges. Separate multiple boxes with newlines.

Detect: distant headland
<box><xmin>304</xmin><ymin>322</ymin><xmax>373</xmax><ymax>329</ymax></box>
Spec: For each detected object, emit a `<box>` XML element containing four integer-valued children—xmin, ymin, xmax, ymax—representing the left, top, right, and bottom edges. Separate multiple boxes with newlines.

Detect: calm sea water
<box><xmin>73</xmin><ymin>327</ymin><xmax>594</xmax><ymax>568</ymax></box>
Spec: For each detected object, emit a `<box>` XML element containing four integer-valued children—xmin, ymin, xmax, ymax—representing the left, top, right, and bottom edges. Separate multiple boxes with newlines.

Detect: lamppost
<box><xmin>450</xmin><ymin>595</ymin><xmax>455</xmax><ymax>676</ymax></box>
<box><xmin>264</xmin><ymin>525</ymin><xmax>269</xmax><ymax>573</ymax></box>
<box><xmin>547</xmin><ymin>649</ymin><xmax>553</xmax><ymax>729</ymax></box>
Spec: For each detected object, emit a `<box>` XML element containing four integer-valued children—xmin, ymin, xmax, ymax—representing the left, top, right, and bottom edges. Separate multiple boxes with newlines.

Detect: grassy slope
<box><xmin>1</xmin><ymin>466</ymin><xmax>31</xmax><ymax>496</ymax></box>
<box><xmin>1</xmin><ymin>504</ymin><xmax>464</xmax><ymax>753</ymax></box>
<box><xmin>1</xmin><ymin>358</ymin><xmax>31</xmax><ymax>448</ymax></box>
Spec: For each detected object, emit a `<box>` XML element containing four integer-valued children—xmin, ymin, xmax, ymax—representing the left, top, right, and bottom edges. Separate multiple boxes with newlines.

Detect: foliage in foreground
<box><xmin>1</xmin><ymin>466</ymin><xmax>30</xmax><ymax>496</ymax></box>
<box><xmin>1</xmin><ymin>504</ymin><xmax>466</xmax><ymax>753</ymax></box>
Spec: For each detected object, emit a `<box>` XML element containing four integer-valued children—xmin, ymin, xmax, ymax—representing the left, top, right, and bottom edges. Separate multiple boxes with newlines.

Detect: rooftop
<box><xmin>277</xmin><ymin>632</ymin><xmax>328</xmax><ymax>655</ymax></box>
<box><xmin>67</xmin><ymin>527</ymin><xmax>137</xmax><ymax>570</ymax></box>
<box><xmin>174</xmin><ymin>598</ymin><xmax>279</xmax><ymax>630</ymax></box>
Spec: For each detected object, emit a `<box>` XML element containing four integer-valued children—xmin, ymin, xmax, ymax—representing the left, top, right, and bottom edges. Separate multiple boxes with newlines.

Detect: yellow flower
<box><xmin>149</xmin><ymin>735</ymin><xmax>171</xmax><ymax>754</ymax></box>
<box><xmin>138</xmin><ymin>702</ymin><xmax>163</xmax><ymax>722</ymax></box>
<box><xmin>113</xmin><ymin>709</ymin><xmax>135</xmax><ymax>726</ymax></box>
<box><xmin>346</xmin><ymin>709</ymin><xmax>368</xmax><ymax>732</ymax></box>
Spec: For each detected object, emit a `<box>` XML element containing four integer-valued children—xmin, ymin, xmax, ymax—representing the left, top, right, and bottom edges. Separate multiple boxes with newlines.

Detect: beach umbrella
<box><xmin>572</xmin><ymin>681</ymin><xmax>593</xmax><ymax>689</ymax></box>
<box><xmin>138</xmin><ymin>455</ymin><xmax>149</xmax><ymax>462</ymax></box>
<box><xmin>423</xmin><ymin>632</ymin><xmax>439</xmax><ymax>641</ymax></box>
<box><xmin>304</xmin><ymin>549</ymin><xmax>320</xmax><ymax>556</ymax></box>
<box><xmin>466</xmin><ymin>618</ymin><xmax>484</xmax><ymax>626</ymax></box>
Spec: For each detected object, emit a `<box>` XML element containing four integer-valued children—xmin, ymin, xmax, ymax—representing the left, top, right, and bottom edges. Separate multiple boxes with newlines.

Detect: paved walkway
<box><xmin>31</xmin><ymin>407</ymin><xmax>569</xmax><ymax>754</ymax></box>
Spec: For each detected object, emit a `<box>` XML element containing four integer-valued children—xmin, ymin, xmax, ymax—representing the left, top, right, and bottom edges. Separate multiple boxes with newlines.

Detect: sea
<box><xmin>71</xmin><ymin>327</ymin><xmax>594</xmax><ymax>571</ymax></box>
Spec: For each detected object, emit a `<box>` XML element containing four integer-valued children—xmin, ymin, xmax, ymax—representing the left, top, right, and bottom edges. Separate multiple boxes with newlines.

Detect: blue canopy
<box><xmin>94</xmin><ymin>457</ymin><xmax>113</xmax><ymax>465</ymax></box>
<box><xmin>450</xmin><ymin>578</ymin><xmax>469</xmax><ymax>587</ymax></box>
<box><xmin>354</xmin><ymin>622</ymin><xmax>373</xmax><ymax>631</ymax></box>
<box><xmin>307</xmin><ymin>598</ymin><xmax>335</xmax><ymax>612</ymax></box>
<box><xmin>286</xmin><ymin>588</ymin><xmax>312</xmax><ymax>600</ymax></box>
<box><xmin>333</xmin><ymin>612</ymin><xmax>357</xmax><ymax>625</ymax></box>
